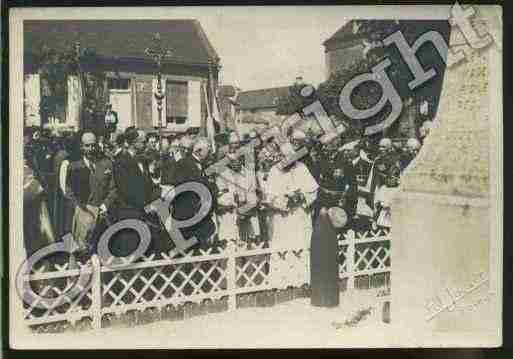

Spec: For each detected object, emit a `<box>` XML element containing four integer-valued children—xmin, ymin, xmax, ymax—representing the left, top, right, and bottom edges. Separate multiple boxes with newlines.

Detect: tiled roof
<box><xmin>323</xmin><ymin>20</ymin><xmax>370</xmax><ymax>46</ymax></box>
<box><xmin>24</xmin><ymin>20</ymin><xmax>219</xmax><ymax>66</ymax></box>
<box><xmin>235</xmin><ymin>86</ymin><xmax>291</xmax><ymax>110</ymax></box>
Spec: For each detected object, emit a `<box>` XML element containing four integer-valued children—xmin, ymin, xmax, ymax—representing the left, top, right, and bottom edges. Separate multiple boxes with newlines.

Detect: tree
<box><xmin>78</xmin><ymin>48</ymin><xmax>108</xmax><ymax>133</ymax></box>
<box><xmin>317</xmin><ymin>20</ymin><xmax>450</xmax><ymax>139</ymax></box>
<box><xmin>37</xmin><ymin>46</ymin><xmax>76</xmax><ymax>125</ymax></box>
<box><xmin>275</xmin><ymin>83</ymin><xmax>317</xmax><ymax>116</ymax></box>
<box><xmin>36</xmin><ymin>44</ymin><xmax>108</xmax><ymax>133</ymax></box>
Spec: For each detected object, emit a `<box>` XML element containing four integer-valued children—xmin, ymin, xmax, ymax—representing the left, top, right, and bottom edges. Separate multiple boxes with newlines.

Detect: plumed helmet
<box><xmin>406</xmin><ymin>138</ymin><xmax>421</xmax><ymax>150</ymax></box>
<box><xmin>379</xmin><ymin>138</ymin><xmax>392</xmax><ymax>148</ymax></box>
<box><xmin>327</xmin><ymin>207</ymin><xmax>348</xmax><ymax>229</ymax></box>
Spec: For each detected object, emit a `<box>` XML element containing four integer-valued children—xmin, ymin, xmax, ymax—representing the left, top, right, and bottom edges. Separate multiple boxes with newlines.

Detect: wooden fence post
<box><xmin>346</xmin><ymin>230</ymin><xmax>355</xmax><ymax>290</ymax></box>
<box><xmin>90</xmin><ymin>255</ymin><xmax>102</xmax><ymax>329</ymax></box>
<box><xmin>226</xmin><ymin>242</ymin><xmax>237</xmax><ymax>311</ymax></box>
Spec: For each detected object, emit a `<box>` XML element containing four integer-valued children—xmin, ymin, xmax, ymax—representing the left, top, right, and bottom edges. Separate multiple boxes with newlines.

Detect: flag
<box><xmin>211</xmin><ymin>81</ymin><xmax>222</xmax><ymax>127</ymax></box>
<box><xmin>203</xmin><ymin>82</ymin><xmax>217</xmax><ymax>153</ymax></box>
<box><xmin>66</xmin><ymin>75</ymin><xmax>83</xmax><ymax>131</ymax></box>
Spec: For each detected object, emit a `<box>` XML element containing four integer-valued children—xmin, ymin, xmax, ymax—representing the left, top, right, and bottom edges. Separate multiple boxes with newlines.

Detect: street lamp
<box><xmin>144</xmin><ymin>33</ymin><xmax>173</xmax><ymax>152</ymax></box>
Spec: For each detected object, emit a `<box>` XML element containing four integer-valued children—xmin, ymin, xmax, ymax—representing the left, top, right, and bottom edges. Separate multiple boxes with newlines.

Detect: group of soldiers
<box><xmin>23</xmin><ymin>123</ymin><xmax>422</xmax><ymax>269</ymax></box>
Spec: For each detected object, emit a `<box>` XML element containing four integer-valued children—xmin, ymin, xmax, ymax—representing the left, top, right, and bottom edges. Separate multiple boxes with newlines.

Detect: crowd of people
<box><xmin>23</xmin><ymin>122</ymin><xmax>424</xmax><ymax>306</ymax></box>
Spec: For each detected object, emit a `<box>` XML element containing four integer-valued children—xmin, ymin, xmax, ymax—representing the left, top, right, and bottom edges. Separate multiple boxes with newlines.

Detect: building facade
<box><xmin>232</xmin><ymin>86</ymin><xmax>289</xmax><ymax>136</ymax></box>
<box><xmin>24</xmin><ymin>20</ymin><xmax>220</xmax><ymax>134</ymax></box>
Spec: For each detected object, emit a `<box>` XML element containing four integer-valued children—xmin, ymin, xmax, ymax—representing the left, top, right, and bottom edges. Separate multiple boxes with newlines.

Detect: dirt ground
<box><xmin>16</xmin><ymin>289</ymin><xmax>395</xmax><ymax>349</ymax></box>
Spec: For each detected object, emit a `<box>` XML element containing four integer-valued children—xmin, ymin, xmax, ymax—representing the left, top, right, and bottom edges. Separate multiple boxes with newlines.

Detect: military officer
<box><xmin>312</xmin><ymin>137</ymin><xmax>358</xmax><ymax>225</ymax></box>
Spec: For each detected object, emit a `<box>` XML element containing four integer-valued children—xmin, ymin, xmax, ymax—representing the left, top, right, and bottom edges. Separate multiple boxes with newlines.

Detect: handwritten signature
<box><xmin>425</xmin><ymin>271</ymin><xmax>493</xmax><ymax>322</ymax></box>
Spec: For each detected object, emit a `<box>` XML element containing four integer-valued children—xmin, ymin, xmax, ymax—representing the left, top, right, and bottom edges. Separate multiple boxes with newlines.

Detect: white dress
<box><xmin>374</xmin><ymin>185</ymin><xmax>399</xmax><ymax>228</ymax></box>
<box><xmin>262</xmin><ymin>162</ymin><xmax>318</xmax><ymax>288</ymax></box>
<box><xmin>216</xmin><ymin>167</ymin><xmax>260</xmax><ymax>245</ymax></box>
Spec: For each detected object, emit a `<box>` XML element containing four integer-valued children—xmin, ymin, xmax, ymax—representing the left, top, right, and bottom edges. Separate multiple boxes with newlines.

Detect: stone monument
<box><xmin>391</xmin><ymin>6</ymin><xmax>502</xmax><ymax>346</ymax></box>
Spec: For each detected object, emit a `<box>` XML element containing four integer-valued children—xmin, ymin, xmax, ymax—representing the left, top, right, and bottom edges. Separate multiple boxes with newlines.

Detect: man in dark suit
<box><xmin>159</xmin><ymin>136</ymin><xmax>178</xmax><ymax>186</ymax></box>
<box><xmin>112</xmin><ymin>127</ymin><xmax>167</xmax><ymax>256</ymax></box>
<box><xmin>68</xmin><ymin>131</ymin><xmax>117</xmax><ymax>259</ymax></box>
<box><xmin>113</xmin><ymin>128</ymin><xmax>161</xmax><ymax>211</ymax></box>
<box><xmin>167</xmin><ymin>137</ymin><xmax>217</xmax><ymax>248</ymax></box>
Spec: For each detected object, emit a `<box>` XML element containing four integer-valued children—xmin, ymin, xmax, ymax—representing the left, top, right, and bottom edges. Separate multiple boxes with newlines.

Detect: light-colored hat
<box><xmin>327</xmin><ymin>207</ymin><xmax>348</xmax><ymax>229</ymax></box>
<box><xmin>422</xmin><ymin>120</ymin><xmax>433</xmax><ymax>130</ymax></box>
<box><xmin>406</xmin><ymin>138</ymin><xmax>421</xmax><ymax>150</ymax></box>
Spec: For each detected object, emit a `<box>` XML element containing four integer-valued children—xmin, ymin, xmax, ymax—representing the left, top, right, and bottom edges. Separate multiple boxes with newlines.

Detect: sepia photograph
<box><xmin>8</xmin><ymin>5</ymin><xmax>503</xmax><ymax>349</ymax></box>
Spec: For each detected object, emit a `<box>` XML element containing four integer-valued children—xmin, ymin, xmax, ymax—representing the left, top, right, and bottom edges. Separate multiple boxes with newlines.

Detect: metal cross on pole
<box><xmin>144</xmin><ymin>33</ymin><xmax>173</xmax><ymax>157</ymax></box>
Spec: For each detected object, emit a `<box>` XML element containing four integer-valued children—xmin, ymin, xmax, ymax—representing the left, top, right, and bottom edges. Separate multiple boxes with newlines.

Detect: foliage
<box><xmin>37</xmin><ymin>46</ymin><xmax>77</xmax><ymax>122</ymax></box>
<box><xmin>275</xmin><ymin>83</ymin><xmax>317</xmax><ymax>116</ymax></box>
<box><xmin>36</xmin><ymin>45</ymin><xmax>108</xmax><ymax>131</ymax></box>
<box><xmin>277</xmin><ymin>20</ymin><xmax>449</xmax><ymax>139</ymax></box>
<box><xmin>316</xmin><ymin>21</ymin><xmax>420</xmax><ymax>137</ymax></box>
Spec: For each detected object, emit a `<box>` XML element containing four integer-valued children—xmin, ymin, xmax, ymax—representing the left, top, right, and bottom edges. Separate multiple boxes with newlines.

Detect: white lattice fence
<box><xmin>21</xmin><ymin>259</ymin><xmax>98</xmax><ymax>331</ymax></box>
<box><xmin>22</xmin><ymin>229</ymin><xmax>391</xmax><ymax>330</ymax></box>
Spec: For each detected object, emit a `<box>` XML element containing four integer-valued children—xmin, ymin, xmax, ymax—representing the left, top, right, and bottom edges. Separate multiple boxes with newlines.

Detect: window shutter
<box><xmin>24</xmin><ymin>74</ymin><xmax>41</xmax><ymax>126</ymax></box>
<box><xmin>188</xmin><ymin>80</ymin><xmax>201</xmax><ymax>128</ymax></box>
<box><xmin>66</xmin><ymin>75</ymin><xmax>81</xmax><ymax>129</ymax></box>
<box><xmin>166</xmin><ymin>81</ymin><xmax>188</xmax><ymax>120</ymax></box>
<box><xmin>152</xmin><ymin>79</ymin><xmax>166</xmax><ymax>128</ymax></box>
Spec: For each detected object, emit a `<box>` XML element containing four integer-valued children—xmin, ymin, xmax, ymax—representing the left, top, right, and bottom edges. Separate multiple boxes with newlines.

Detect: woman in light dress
<box><xmin>373</xmin><ymin>167</ymin><xmax>400</xmax><ymax>229</ymax></box>
<box><xmin>259</xmin><ymin>159</ymin><xmax>318</xmax><ymax>289</ymax></box>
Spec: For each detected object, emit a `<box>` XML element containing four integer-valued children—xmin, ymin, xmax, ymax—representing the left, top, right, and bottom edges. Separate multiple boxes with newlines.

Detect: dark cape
<box><xmin>52</xmin><ymin>149</ymin><xmax>74</xmax><ymax>238</ymax></box>
<box><xmin>310</xmin><ymin>209</ymin><xmax>340</xmax><ymax>307</ymax></box>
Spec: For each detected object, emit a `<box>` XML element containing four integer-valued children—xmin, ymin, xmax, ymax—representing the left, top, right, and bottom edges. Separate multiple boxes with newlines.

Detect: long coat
<box><xmin>112</xmin><ymin>152</ymin><xmax>168</xmax><ymax>256</ymax></box>
<box><xmin>166</xmin><ymin>154</ymin><xmax>217</xmax><ymax>247</ymax></box>
<box><xmin>52</xmin><ymin>149</ymin><xmax>74</xmax><ymax>237</ymax></box>
<box><xmin>112</xmin><ymin>152</ymin><xmax>161</xmax><ymax>210</ymax></box>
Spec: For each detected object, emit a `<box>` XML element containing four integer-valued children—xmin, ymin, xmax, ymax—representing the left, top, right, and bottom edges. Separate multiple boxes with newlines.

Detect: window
<box><xmin>166</xmin><ymin>81</ymin><xmax>188</xmax><ymax>124</ymax></box>
<box><xmin>108</xmin><ymin>77</ymin><xmax>130</xmax><ymax>90</ymax></box>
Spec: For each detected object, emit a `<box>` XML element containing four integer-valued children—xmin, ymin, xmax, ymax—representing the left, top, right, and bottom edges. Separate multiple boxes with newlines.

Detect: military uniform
<box><xmin>313</xmin><ymin>149</ymin><xmax>358</xmax><ymax>223</ymax></box>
